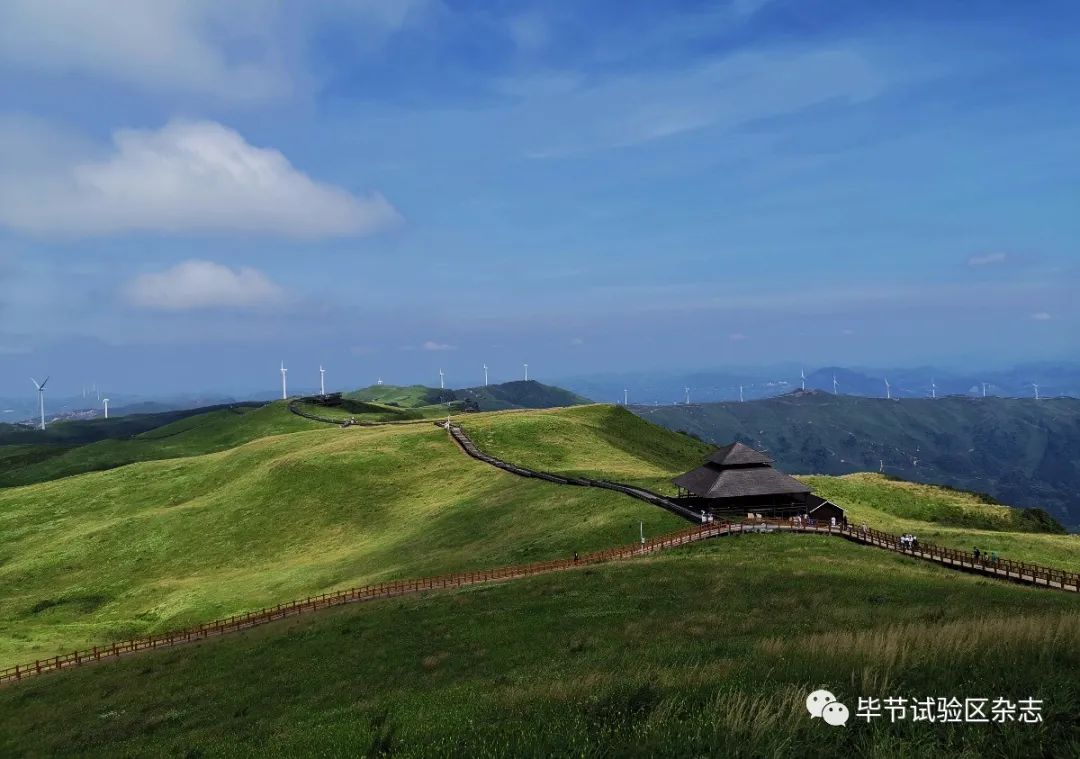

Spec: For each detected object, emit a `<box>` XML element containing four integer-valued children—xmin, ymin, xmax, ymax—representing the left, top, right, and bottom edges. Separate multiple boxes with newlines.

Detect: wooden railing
<box><xmin>443</xmin><ymin>422</ymin><xmax>702</xmax><ymax>521</ymax></box>
<box><xmin>0</xmin><ymin>521</ymin><xmax>728</xmax><ymax>687</ymax></box>
<box><xmin>2</xmin><ymin>518</ymin><xmax>1075</xmax><ymax>687</ymax></box>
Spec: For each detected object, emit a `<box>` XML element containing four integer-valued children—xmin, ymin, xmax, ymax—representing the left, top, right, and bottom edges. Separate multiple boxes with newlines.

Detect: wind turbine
<box><xmin>832</xmin><ymin>375</ymin><xmax>839</xmax><ymax>395</ymax></box>
<box><xmin>884</xmin><ymin>377</ymin><xmax>891</xmax><ymax>400</ymax></box>
<box><xmin>483</xmin><ymin>364</ymin><xmax>489</xmax><ymax>386</ymax></box>
<box><xmin>800</xmin><ymin>368</ymin><xmax>806</xmax><ymax>391</ymax></box>
<box><xmin>30</xmin><ymin>377</ymin><xmax>48</xmax><ymax>430</ymax></box>
<box><xmin>981</xmin><ymin>382</ymin><xmax>988</xmax><ymax>398</ymax></box>
<box><xmin>319</xmin><ymin>365</ymin><xmax>326</xmax><ymax>396</ymax></box>
<box><xmin>739</xmin><ymin>385</ymin><xmax>744</xmax><ymax>403</ymax></box>
<box><xmin>439</xmin><ymin>369</ymin><xmax>445</xmax><ymax>389</ymax></box>
<box><xmin>523</xmin><ymin>363</ymin><xmax>529</xmax><ymax>381</ymax></box>
<box><xmin>1033</xmin><ymin>383</ymin><xmax>1040</xmax><ymax>400</ymax></box>
<box><xmin>280</xmin><ymin>362</ymin><xmax>288</xmax><ymax>400</ymax></box>
<box><xmin>103</xmin><ymin>398</ymin><xmax>110</xmax><ymax>419</ymax></box>
<box><xmin>931</xmin><ymin>378</ymin><xmax>937</xmax><ymax>399</ymax></box>
<box><xmin>684</xmin><ymin>386</ymin><xmax>690</xmax><ymax>405</ymax></box>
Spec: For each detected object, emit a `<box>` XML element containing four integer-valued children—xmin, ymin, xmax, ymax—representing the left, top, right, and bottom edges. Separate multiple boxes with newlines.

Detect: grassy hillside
<box><xmin>803</xmin><ymin>474</ymin><xmax>1079</xmax><ymax>571</ymax></box>
<box><xmin>459</xmin><ymin>404</ymin><xmax>710</xmax><ymax>492</ymax></box>
<box><xmin>344</xmin><ymin>384</ymin><xmax>449</xmax><ymax>407</ymax></box>
<box><xmin>0</xmin><ymin>403</ymin><xmax>260</xmax><ymax>447</ymax></box>
<box><xmin>0</xmin><ymin>403</ymin><xmax>323</xmax><ymax>488</ymax></box>
<box><xmin>290</xmin><ymin>399</ymin><xmax>440</xmax><ymax>423</ymax></box>
<box><xmin>459</xmin><ymin>405</ymin><xmax>1077</xmax><ymax>568</ymax></box>
<box><xmin>346</xmin><ymin>380</ymin><xmax>590</xmax><ymax>412</ymax></box>
<box><xmin>2</xmin><ymin>536</ymin><xmax>1077</xmax><ymax>757</ymax></box>
<box><xmin>636</xmin><ymin>393</ymin><xmax>1080</xmax><ymax>529</ymax></box>
<box><xmin>0</xmin><ymin>417</ymin><xmax>683</xmax><ymax>667</ymax></box>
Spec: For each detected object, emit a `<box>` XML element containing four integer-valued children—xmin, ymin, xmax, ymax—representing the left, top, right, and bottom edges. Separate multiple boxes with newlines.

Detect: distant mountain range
<box><xmin>633</xmin><ymin>391</ymin><xmax>1080</xmax><ymax>531</ymax></box>
<box><xmin>557</xmin><ymin>362</ymin><xmax>1080</xmax><ymax>405</ymax></box>
<box><xmin>345</xmin><ymin>380</ymin><xmax>590</xmax><ymax>412</ymax></box>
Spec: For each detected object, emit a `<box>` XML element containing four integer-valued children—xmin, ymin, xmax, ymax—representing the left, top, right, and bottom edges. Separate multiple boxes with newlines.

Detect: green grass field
<box><xmin>458</xmin><ymin>404</ymin><xmax>711</xmax><ymax>492</ymax></box>
<box><xmin>1</xmin><ymin>402</ymin><xmax>1078</xmax><ymax>756</ymax></box>
<box><xmin>0</xmin><ymin>403</ymin><xmax>324</xmax><ymax>488</ymax></box>
<box><xmin>804</xmin><ymin>474</ymin><xmax>1080</xmax><ymax>571</ymax></box>
<box><xmin>290</xmin><ymin>399</ymin><xmax>442</xmax><ymax>423</ymax></box>
<box><xmin>1</xmin><ymin>535</ymin><xmax>1076</xmax><ymax>758</ymax></box>
<box><xmin>0</xmin><ymin>418</ymin><xmax>682</xmax><ymax>667</ymax></box>
<box><xmin>459</xmin><ymin>406</ymin><xmax>1077</xmax><ymax>569</ymax></box>
<box><xmin>344</xmin><ymin>384</ymin><xmax>452</xmax><ymax>408</ymax></box>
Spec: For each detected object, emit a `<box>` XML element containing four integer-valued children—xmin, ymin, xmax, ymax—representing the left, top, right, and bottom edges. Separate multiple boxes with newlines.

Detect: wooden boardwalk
<box><xmin>3</xmin><ymin>419</ymin><xmax>1075</xmax><ymax>688</ymax></box>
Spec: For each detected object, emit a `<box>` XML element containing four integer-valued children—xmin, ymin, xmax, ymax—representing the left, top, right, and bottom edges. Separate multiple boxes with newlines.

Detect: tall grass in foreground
<box><xmin>2</xmin><ymin>537</ymin><xmax>1077</xmax><ymax>758</ymax></box>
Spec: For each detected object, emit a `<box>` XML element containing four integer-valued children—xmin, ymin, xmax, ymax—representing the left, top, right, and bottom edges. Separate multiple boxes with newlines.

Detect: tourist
<box><xmin>973</xmin><ymin>547</ymin><xmax>980</xmax><ymax>561</ymax></box>
<box><xmin>573</xmin><ymin>551</ymin><xmax>579</xmax><ymax>563</ymax></box>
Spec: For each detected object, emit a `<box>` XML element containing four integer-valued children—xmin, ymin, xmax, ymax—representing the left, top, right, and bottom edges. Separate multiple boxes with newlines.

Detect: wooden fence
<box><xmin>2</xmin><ymin>518</ymin><xmax>1076</xmax><ymax>688</ymax></box>
<box><xmin>4</xmin><ymin>424</ymin><xmax>1077</xmax><ymax>688</ymax></box>
<box><xmin>442</xmin><ymin>421</ymin><xmax>702</xmax><ymax>521</ymax></box>
<box><xmin>0</xmin><ymin>521</ymin><xmax>727</xmax><ymax>687</ymax></box>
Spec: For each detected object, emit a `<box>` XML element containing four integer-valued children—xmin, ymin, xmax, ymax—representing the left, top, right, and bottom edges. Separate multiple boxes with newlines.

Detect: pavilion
<box><xmin>672</xmin><ymin>442</ymin><xmax>844</xmax><ymax>521</ymax></box>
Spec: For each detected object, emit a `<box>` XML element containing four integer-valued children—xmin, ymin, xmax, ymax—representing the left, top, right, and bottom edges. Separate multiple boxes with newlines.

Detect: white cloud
<box><xmin>0</xmin><ymin>0</ymin><xmax>434</xmax><ymax>100</ymax></box>
<box><xmin>518</xmin><ymin>47</ymin><xmax>885</xmax><ymax>157</ymax></box>
<box><xmin>968</xmin><ymin>252</ymin><xmax>1008</xmax><ymax>267</ymax></box>
<box><xmin>729</xmin><ymin>332</ymin><xmax>748</xmax><ymax>342</ymax></box>
<box><xmin>0</xmin><ymin>0</ymin><xmax>287</xmax><ymax>100</ymax></box>
<box><xmin>1031</xmin><ymin>312</ymin><xmax>1053</xmax><ymax>321</ymax></box>
<box><xmin>0</xmin><ymin>119</ymin><xmax>400</xmax><ymax>238</ymax></box>
<box><xmin>422</xmin><ymin>341</ymin><xmax>456</xmax><ymax>351</ymax></box>
<box><xmin>125</xmin><ymin>260</ymin><xmax>285</xmax><ymax>310</ymax></box>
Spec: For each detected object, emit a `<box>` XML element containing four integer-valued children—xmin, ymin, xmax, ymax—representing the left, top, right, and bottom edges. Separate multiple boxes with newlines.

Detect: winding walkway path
<box><xmin>5</xmin><ymin>411</ymin><xmax>1073</xmax><ymax>687</ymax></box>
<box><xmin>441</xmin><ymin>421</ymin><xmax>1079</xmax><ymax>594</ymax></box>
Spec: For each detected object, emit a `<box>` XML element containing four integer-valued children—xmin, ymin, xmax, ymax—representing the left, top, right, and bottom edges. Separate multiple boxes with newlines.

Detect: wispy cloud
<box><xmin>518</xmin><ymin>46</ymin><xmax>885</xmax><ymax>157</ymax></box>
<box><xmin>0</xmin><ymin>119</ymin><xmax>400</xmax><ymax>238</ymax></box>
<box><xmin>507</xmin><ymin>12</ymin><xmax>549</xmax><ymax>51</ymax></box>
<box><xmin>968</xmin><ymin>252</ymin><xmax>1008</xmax><ymax>267</ymax></box>
<box><xmin>1030</xmin><ymin>312</ymin><xmax>1053</xmax><ymax>321</ymax></box>
<box><xmin>0</xmin><ymin>0</ymin><xmax>435</xmax><ymax>100</ymax></box>
<box><xmin>125</xmin><ymin>260</ymin><xmax>285</xmax><ymax>311</ymax></box>
<box><xmin>422</xmin><ymin>340</ymin><xmax>456</xmax><ymax>351</ymax></box>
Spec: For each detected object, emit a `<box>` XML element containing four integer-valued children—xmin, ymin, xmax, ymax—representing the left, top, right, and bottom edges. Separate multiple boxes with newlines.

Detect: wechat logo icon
<box><xmin>807</xmin><ymin>688</ymin><xmax>849</xmax><ymax>726</ymax></box>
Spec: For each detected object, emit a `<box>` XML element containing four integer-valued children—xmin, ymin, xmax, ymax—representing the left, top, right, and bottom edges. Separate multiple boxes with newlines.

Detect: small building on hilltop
<box><xmin>673</xmin><ymin>442</ymin><xmax>843</xmax><ymax>521</ymax></box>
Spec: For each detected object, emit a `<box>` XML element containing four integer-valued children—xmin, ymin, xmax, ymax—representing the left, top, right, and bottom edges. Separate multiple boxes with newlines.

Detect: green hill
<box><xmin>635</xmin><ymin>392</ymin><xmax>1080</xmax><ymax>530</ymax></box>
<box><xmin>345</xmin><ymin>380</ymin><xmax>590</xmax><ymax>412</ymax></box>
<box><xmin>0</xmin><ymin>402</ymin><xmax>323</xmax><ymax>488</ymax></box>
<box><xmin>2</xmin><ymin>535</ymin><xmax>1077</xmax><ymax>758</ymax></box>
<box><xmin>0</xmin><ymin>415</ymin><xmax>683</xmax><ymax>667</ymax></box>
<box><xmin>0</xmin><ymin>403</ymin><xmax>261</xmax><ymax>447</ymax></box>
<box><xmin>459</xmin><ymin>405</ymin><xmax>1077</xmax><ymax>568</ymax></box>
<box><xmin>1</xmin><ymin>403</ymin><xmax>1077</xmax><ymax>757</ymax></box>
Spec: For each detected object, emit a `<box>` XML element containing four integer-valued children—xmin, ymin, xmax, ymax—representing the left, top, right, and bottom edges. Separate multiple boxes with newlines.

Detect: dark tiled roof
<box><xmin>707</xmin><ymin>442</ymin><xmax>773</xmax><ymax>467</ymax></box>
<box><xmin>673</xmin><ymin>463</ymin><xmax>810</xmax><ymax>498</ymax></box>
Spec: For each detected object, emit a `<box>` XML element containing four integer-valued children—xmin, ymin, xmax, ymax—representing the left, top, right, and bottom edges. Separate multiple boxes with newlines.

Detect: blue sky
<box><xmin>0</xmin><ymin>0</ymin><xmax>1077</xmax><ymax>397</ymax></box>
